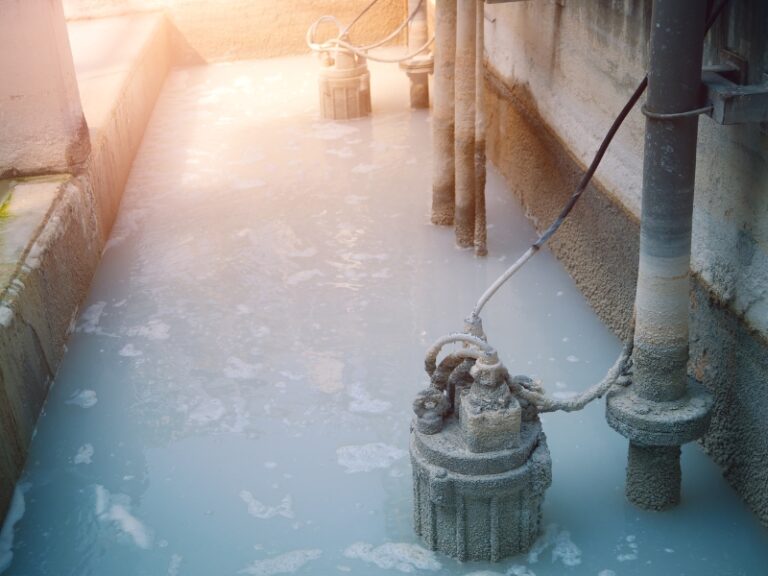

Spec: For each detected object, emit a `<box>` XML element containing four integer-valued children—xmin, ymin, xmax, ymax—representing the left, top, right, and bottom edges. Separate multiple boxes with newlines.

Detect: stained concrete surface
<box><xmin>0</xmin><ymin>56</ymin><xmax>767</xmax><ymax>576</ymax></box>
<box><xmin>63</xmin><ymin>0</ymin><xmax>408</xmax><ymax>64</ymax></box>
<box><xmin>482</xmin><ymin>0</ymin><xmax>768</xmax><ymax>525</ymax></box>
<box><xmin>0</xmin><ymin>13</ymin><xmax>170</xmax><ymax>522</ymax></box>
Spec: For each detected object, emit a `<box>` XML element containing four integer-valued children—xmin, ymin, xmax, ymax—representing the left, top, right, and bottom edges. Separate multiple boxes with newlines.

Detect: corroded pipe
<box><xmin>473</xmin><ymin>0</ymin><xmax>487</xmax><ymax>256</ymax></box>
<box><xmin>454</xmin><ymin>0</ymin><xmax>476</xmax><ymax>247</ymax></box>
<box><xmin>431</xmin><ymin>0</ymin><xmax>457</xmax><ymax>225</ymax></box>
<box><xmin>627</xmin><ymin>0</ymin><xmax>708</xmax><ymax>510</ymax></box>
<box><xmin>633</xmin><ymin>0</ymin><xmax>706</xmax><ymax>404</ymax></box>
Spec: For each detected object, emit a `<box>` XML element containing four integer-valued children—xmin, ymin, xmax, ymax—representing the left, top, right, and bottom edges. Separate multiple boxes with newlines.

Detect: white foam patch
<box><xmin>286</xmin><ymin>247</ymin><xmax>318</xmax><ymax>259</ymax></box>
<box><xmin>104</xmin><ymin>207</ymin><xmax>147</xmax><ymax>252</ymax></box>
<box><xmin>507</xmin><ymin>567</ymin><xmax>537</xmax><ymax>576</ymax></box>
<box><xmin>77</xmin><ymin>302</ymin><xmax>107</xmax><ymax>334</ymax></box>
<box><xmin>528</xmin><ymin>524</ymin><xmax>582</xmax><ymax>567</ymax></box>
<box><xmin>326</xmin><ymin>147</ymin><xmax>355</xmax><ymax>159</ymax></box>
<box><xmin>616</xmin><ymin>534</ymin><xmax>639</xmax><ymax>562</ymax></box>
<box><xmin>0</xmin><ymin>483</ymin><xmax>30</xmax><ymax>573</ymax></box>
<box><xmin>127</xmin><ymin>319</ymin><xmax>170</xmax><ymax>341</ymax></box>
<box><xmin>343</xmin><ymin>542</ymin><xmax>441</xmax><ymax>573</ymax></box>
<box><xmin>74</xmin><ymin>444</ymin><xmax>94</xmax><ymax>465</ymax></box>
<box><xmin>66</xmin><ymin>389</ymin><xmax>98</xmax><ymax>409</ymax></box>
<box><xmin>336</xmin><ymin>443</ymin><xmax>405</xmax><ymax>473</ymax></box>
<box><xmin>233</xmin><ymin>178</ymin><xmax>267</xmax><ymax>190</ymax></box>
<box><xmin>224</xmin><ymin>357</ymin><xmax>262</xmax><ymax>380</ymax></box>
<box><xmin>566</xmin><ymin>355</ymin><xmax>580</xmax><ymax>363</ymax></box>
<box><xmin>240</xmin><ymin>491</ymin><xmax>294</xmax><ymax>519</ymax></box>
<box><xmin>94</xmin><ymin>485</ymin><xmax>152</xmax><ymax>549</ymax></box>
<box><xmin>310</xmin><ymin>122</ymin><xmax>359</xmax><ymax>140</ymax></box>
<box><xmin>286</xmin><ymin>269</ymin><xmax>323</xmax><ymax>285</ymax></box>
<box><xmin>189</xmin><ymin>397</ymin><xmax>226</xmax><ymax>425</ymax></box>
<box><xmin>119</xmin><ymin>343</ymin><xmax>143</xmax><ymax>357</ymax></box>
<box><xmin>239</xmin><ymin>549</ymin><xmax>322</xmax><ymax>575</ymax></box>
<box><xmin>347</xmin><ymin>382</ymin><xmax>391</xmax><ymax>414</ymax></box>
<box><xmin>598</xmin><ymin>571</ymin><xmax>617</xmax><ymax>576</ymax></box>
<box><xmin>351</xmin><ymin>163</ymin><xmax>378</xmax><ymax>174</ymax></box>
<box><xmin>168</xmin><ymin>554</ymin><xmax>183</xmax><ymax>576</ymax></box>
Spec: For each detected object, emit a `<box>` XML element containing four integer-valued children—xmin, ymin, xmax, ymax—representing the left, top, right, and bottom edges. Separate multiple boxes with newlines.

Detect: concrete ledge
<box><xmin>0</xmin><ymin>14</ymin><xmax>171</xmax><ymax>520</ymax></box>
<box><xmin>70</xmin><ymin>13</ymin><xmax>171</xmax><ymax>242</ymax></box>
<box><xmin>63</xmin><ymin>0</ymin><xmax>408</xmax><ymax>64</ymax></box>
<box><xmin>485</xmin><ymin>64</ymin><xmax>768</xmax><ymax>527</ymax></box>
<box><xmin>0</xmin><ymin>176</ymin><xmax>100</xmax><ymax>519</ymax></box>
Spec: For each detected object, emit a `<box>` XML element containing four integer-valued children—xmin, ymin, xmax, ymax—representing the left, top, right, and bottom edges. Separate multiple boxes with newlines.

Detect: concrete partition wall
<box><xmin>482</xmin><ymin>0</ymin><xmax>768</xmax><ymax>525</ymax></box>
<box><xmin>0</xmin><ymin>8</ymin><xmax>172</xmax><ymax>520</ymax></box>
<box><xmin>0</xmin><ymin>0</ymin><xmax>90</xmax><ymax>177</ymax></box>
<box><xmin>63</xmin><ymin>0</ymin><xmax>408</xmax><ymax>63</ymax></box>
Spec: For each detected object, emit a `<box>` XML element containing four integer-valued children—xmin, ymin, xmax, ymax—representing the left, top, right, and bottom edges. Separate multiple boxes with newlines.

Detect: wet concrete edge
<box><xmin>0</xmin><ymin>16</ymin><xmax>172</xmax><ymax>523</ymax></box>
<box><xmin>484</xmin><ymin>64</ymin><xmax>768</xmax><ymax>528</ymax></box>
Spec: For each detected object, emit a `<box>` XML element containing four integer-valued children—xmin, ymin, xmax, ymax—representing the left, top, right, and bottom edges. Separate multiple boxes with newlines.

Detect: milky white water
<box><xmin>1</xmin><ymin>56</ymin><xmax>766</xmax><ymax>576</ymax></box>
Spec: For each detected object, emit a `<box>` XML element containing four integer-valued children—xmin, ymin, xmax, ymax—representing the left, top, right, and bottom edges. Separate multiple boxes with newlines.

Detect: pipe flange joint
<box><xmin>605</xmin><ymin>378</ymin><xmax>713</xmax><ymax>447</ymax></box>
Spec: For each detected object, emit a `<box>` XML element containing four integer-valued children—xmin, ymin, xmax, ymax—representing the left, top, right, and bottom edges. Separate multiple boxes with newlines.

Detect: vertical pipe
<box><xmin>633</xmin><ymin>0</ymin><xmax>707</xmax><ymax>403</ymax></box>
<box><xmin>431</xmin><ymin>0</ymin><xmax>457</xmax><ymax>225</ymax></box>
<box><xmin>454</xmin><ymin>0</ymin><xmax>477</xmax><ymax>247</ymax></box>
<box><xmin>627</xmin><ymin>0</ymin><xmax>707</xmax><ymax>510</ymax></box>
<box><xmin>408</xmin><ymin>0</ymin><xmax>429</xmax><ymax>53</ymax></box>
<box><xmin>474</xmin><ymin>0</ymin><xmax>487</xmax><ymax>256</ymax></box>
<box><xmin>406</xmin><ymin>0</ymin><xmax>430</xmax><ymax>108</ymax></box>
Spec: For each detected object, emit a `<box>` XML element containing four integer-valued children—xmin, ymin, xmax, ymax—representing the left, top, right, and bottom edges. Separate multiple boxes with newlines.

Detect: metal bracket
<box><xmin>702</xmin><ymin>70</ymin><xmax>768</xmax><ymax>125</ymax></box>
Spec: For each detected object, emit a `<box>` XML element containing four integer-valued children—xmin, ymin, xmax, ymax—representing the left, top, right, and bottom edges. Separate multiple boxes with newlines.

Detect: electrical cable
<box><xmin>471</xmin><ymin>0</ymin><xmax>731</xmax><ymax>320</ymax></box>
<box><xmin>306</xmin><ymin>0</ymin><xmax>434</xmax><ymax>64</ymax></box>
<box><xmin>451</xmin><ymin>0</ymin><xmax>731</xmax><ymax>413</ymax></box>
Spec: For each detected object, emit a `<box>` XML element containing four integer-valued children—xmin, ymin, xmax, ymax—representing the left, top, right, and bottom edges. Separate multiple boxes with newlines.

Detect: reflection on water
<box><xmin>1</xmin><ymin>56</ymin><xmax>767</xmax><ymax>576</ymax></box>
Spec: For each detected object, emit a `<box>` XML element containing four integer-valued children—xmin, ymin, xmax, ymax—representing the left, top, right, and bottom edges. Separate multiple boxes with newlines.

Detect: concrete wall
<box><xmin>482</xmin><ymin>0</ymin><xmax>768</xmax><ymax>525</ymax></box>
<box><xmin>0</xmin><ymin>13</ymin><xmax>172</xmax><ymax>522</ymax></box>
<box><xmin>0</xmin><ymin>0</ymin><xmax>90</xmax><ymax>177</ymax></box>
<box><xmin>62</xmin><ymin>0</ymin><xmax>408</xmax><ymax>63</ymax></box>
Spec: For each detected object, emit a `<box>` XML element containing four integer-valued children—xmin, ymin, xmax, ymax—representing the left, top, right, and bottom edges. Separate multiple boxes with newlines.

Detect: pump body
<box><xmin>318</xmin><ymin>49</ymin><xmax>371</xmax><ymax>120</ymax></box>
<box><xmin>410</xmin><ymin>357</ymin><xmax>551</xmax><ymax>562</ymax></box>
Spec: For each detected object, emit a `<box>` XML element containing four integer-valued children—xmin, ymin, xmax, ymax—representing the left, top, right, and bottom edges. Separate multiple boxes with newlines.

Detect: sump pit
<box><xmin>1</xmin><ymin>55</ymin><xmax>768</xmax><ymax>576</ymax></box>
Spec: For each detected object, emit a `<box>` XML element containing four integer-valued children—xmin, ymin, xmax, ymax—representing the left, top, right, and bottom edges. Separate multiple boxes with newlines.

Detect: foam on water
<box><xmin>336</xmin><ymin>443</ymin><xmax>406</xmax><ymax>474</ymax></box>
<box><xmin>310</xmin><ymin>122</ymin><xmax>359</xmax><ymax>140</ymax></box>
<box><xmin>527</xmin><ymin>524</ymin><xmax>582</xmax><ymax>567</ymax></box>
<box><xmin>240</xmin><ymin>492</ymin><xmax>294</xmax><ymax>520</ymax></box>
<box><xmin>65</xmin><ymin>389</ymin><xmax>98</xmax><ymax>408</ymax></box>
<box><xmin>77</xmin><ymin>301</ymin><xmax>107</xmax><ymax>334</ymax></box>
<box><xmin>74</xmin><ymin>443</ymin><xmax>94</xmax><ymax>464</ymax></box>
<box><xmin>224</xmin><ymin>357</ymin><xmax>262</xmax><ymax>380</ymax></box>
<box><xmin>119</xmin><ymin>343</ymin><xmax>143</xmax><ymax>357</ymax></box>
<box><xmin>343</xmin><ymin>542</ymin><xmax>441</xmax><ymax>573</ymax></box>
<box><xmin>167</xmin><ymin>554</ymin><xmax>182</xmax><ymax>576</ymax></box>
<box><xmin>4</xmin><ymin>55</ymin><xmax>768</xmax><ymax>576</ymax></box>
<box><xmin>347</xmin><ymin>382</ymin><xmax>391</xmax><ymax>414</ymax></box>
<box><xmin>127</xmin><ymin>319</ymin><xmax>170</xmax><ymax>340</ymax></box>
<box><xmin>239</xmin><ymin>549</ymin><xmax>322</xmax><ymax>576</ymax></box>
<box><xmin>94</xmin><ymin>485</ymin><xmax>152</xmax><ymax>549</ymax></box>
<box><xmin>0</xmin><ymin>485</ymin><xmax>28</xmax><ymax>573</ymax></box>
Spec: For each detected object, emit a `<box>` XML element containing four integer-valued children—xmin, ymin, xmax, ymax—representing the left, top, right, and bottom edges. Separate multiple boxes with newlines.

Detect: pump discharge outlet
<box><xmin>410</xmin><ymin>354</ymin><xmax>551</xmax><ymax>562</ymax></box>
<box><xmin>318</xmin><ymin>46</ymin><xmax>371</xmax><ymax>120</ymax></box>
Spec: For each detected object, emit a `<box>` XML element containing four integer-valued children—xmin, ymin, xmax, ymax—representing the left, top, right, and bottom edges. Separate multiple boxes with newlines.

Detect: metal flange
<box><xmin>605</xmin><ymin>378</ymin><xmax>713</xmax><ymax>448</ymax></box>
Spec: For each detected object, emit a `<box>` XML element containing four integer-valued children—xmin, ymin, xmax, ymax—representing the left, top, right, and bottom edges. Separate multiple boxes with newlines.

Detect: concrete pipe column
<box><xmin>473</xmin><ymin>0</ymin><xmax>487</xmax><ymax>257</ymax></box>
<box><xmin>633</xmin><ymin>0</ymin><xmax>706</xmax><ymax>406</ymax></box>
<box><xmin>606</xmin><ymin>0</ymin><xmax>712</xmax><ymax>512</ymax></box>
<box><xmin>454</xmin><ymin>0</ymin><xmax>477</xmax><ymax>247</ymax></box>
<box><xmin>431</xmin><ymin>0</ymin><xmax>457</xmax><ymax>225</ymax></box>
<box><xmin>402</xmin><ymin>0</ymin><xmax>432</xmax><ymax>109</ymax></box>
<box><xmin>0</xmin><ymin>0</ymin><xmax>90</xmax><ymax>177</ymax></box>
